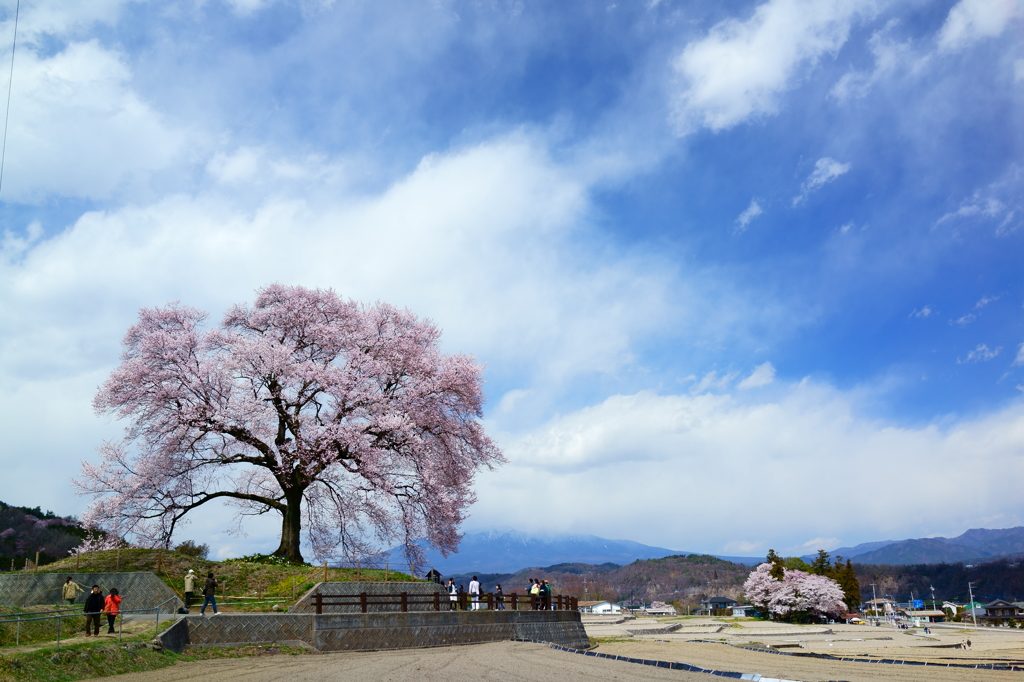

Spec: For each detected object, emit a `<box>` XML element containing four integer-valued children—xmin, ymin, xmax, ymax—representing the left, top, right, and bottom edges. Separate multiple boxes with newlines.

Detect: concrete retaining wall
<box><xmin>290</xmin><ymin>581</ymin><xmax>448</xmax><ymax>613</ymax></box>
<box><xmin>0</xmin><ymin>572</ymin><xmax>182</xmax><ymax>612</ymax></box>
<box><xmin>160</xmin><ymin>610</ymin><xmax>588</xmax><ymax>653</ymax></box>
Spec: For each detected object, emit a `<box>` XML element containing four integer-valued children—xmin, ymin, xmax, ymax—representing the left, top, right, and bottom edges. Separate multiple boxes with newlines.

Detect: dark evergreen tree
<box><xmin>765</xmin><ymin>549</ymin><xmax>785</xmax><ymax>580</ymax></box>
<box><xmin>827</xmin><ymin>557</ymin><xmax>860</xmax><ymax>609</ymax></box>
<box><xmin>810</xmin><ymin>549</ymin><xmax>831</xmax><ymax>575</ymax></box>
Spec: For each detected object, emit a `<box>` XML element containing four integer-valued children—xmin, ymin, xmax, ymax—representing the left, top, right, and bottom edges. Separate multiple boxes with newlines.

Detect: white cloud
<box><xmin>471</xmin><ymin>382</ymin><xmax>1024</xmax><ymax>551</ymax></box>
<box><xmin>5</xmin><ymin>0</ymin><xmax>131</xmax><ymax>44</ymax></box>
<box><xmin>953</xmin><ymin>314</ymin><xmax>976</xmax><ymax>327</ymax></box>
<box><xmin>959</xmin><ymin>344</ymin><xmax>1001</xmax><ymax>364</ymax></box>
<box><xmin>801</xmin><ymin>537</ymin><xmax>839</xmax><ymax>550</ymax></box>
<box><xmin>909</xmin><ymin>305</ymin><xmax>933</xmax><ymax>318</ymax></box>
<box><xmin>0</xmin><ymin>133</ymin><xmax>796</xmax><ymax>520</ymax></box>
<box><xmin>936</xmin><ymin>166</ymin><xmax>1023</xmax><ymax>234</ymax></box>
<box><xmin>975</xmin><ymin>295</ymin><xmax>999</xmax><ymax>309</ymax></box>
<box><xmin>937</xmin><ymin>0</ymin><xmax>1022</xmax><ymax>52</ymax></box>
<box><xmin>793</xmin><ymin>157</ymin><xmax>851</xmax><ymax>205</ymax></box>
<box><xmin>1</xmin><ymin>41</ymin><xmax>188</xmax><ymax>202</ymax></box>
<box><xmin>671</xmin><ymin>0</ymin><xmax>876</xmax><ymax>132</ymax></box>
<box><xmin>831</xmin><ymin>20</ymin><xmax>927</xmax><ymax>101</ymax></box>
<box><xmin>734</xmin><ymin>199</ymin><xmax>763</xmax><ymax>232</ymax></box>
<box><xmin>738</xmin><ymin>361</ymin><xmax>776</xmax><ymax>389</ymax></box>
<box><xmin>690</xmin><ymin>370</ymin><xmax>740</xmax><ymax>394</ymax></box>
<box><xmin>1013</xmin><ymin>343</ymin><xmax>1024</xmax><ymax>366</ymax></box>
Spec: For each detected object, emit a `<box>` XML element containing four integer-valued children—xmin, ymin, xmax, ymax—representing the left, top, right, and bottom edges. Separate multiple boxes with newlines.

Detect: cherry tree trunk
<box><xmin>273</xmin><ymin>491</ymin><xmax>305</xmax><ymax>565</ymax></box>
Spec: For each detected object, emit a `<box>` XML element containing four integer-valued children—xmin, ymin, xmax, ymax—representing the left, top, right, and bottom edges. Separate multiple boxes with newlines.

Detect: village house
<box><xmin>577</xmin><ymin>600</ymin><xmax>622</xmax><ymax>615</ymax></box>
<box><xmin>980</xmin><ymin>599</ymin><xmax>1023</xmax><ymax>625</ymax></box>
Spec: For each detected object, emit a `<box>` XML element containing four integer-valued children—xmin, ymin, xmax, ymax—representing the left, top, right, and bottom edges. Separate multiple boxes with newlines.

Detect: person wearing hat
<box><xmin>183</xmin><ymin>570</ymin><xmax>197</xmax><ymax>610</ymax></box>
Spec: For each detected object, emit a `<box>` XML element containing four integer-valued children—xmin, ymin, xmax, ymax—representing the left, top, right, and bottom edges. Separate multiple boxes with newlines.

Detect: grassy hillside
<box><xmin>41</xmin><ymin>549</ymin><xmax>419</xmax><ymax>609</ymax></box>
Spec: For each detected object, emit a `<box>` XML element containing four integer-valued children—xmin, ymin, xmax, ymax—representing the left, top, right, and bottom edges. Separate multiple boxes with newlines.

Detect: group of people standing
<box><xmin>183</xmin><ymin>569</ymin><xmax>220</xmax><ymax>615</ymax></box>
<box><xmin>527</xmin><ymin>578</ymin><xmax>552</xmax><ymax>610</ymax></box>
<box><xmin>442</xmin><ymin>575</ymin><xmax>552</xmax><ymax>610</ymax></box>
<box><xmin>446</xmin><ymin>577</ymin><xmax>506</xmax><ymax>610</ymax></box>
<box><xmin>62</xmin><ymin>577</ymin><xmax>121</xmax><ymax>636</ymax></box>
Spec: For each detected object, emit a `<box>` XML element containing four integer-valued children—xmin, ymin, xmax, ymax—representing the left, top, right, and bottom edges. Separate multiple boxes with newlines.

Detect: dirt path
<box><xmin>109</xmin><ymin>641</ymin><xmax>718</xmax><ymax>682</ymax></box>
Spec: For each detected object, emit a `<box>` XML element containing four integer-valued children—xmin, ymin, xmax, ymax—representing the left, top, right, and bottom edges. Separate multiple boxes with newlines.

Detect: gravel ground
<box><xmin>108</xmin><ymin>641</ymin><xmax>714</xmax><ymax>682</ymax></box>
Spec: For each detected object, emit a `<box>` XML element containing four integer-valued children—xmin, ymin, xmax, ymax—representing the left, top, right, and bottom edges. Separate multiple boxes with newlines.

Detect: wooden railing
<box><xmin>312</xmin><ymin>591</ymin><xmax>579</xmax><ymax>614</ymax></box>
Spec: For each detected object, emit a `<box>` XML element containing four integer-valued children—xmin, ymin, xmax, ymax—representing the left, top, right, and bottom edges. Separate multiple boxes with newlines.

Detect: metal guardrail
<box><xmin>0</xmin><ymin>596</ymin><xmax>178</xmax><ymax>649</ymax></box>
<box><xmin>312</xmin><ymin>591</ymin><xmax>579</xmax><ymax>614</ymax></box>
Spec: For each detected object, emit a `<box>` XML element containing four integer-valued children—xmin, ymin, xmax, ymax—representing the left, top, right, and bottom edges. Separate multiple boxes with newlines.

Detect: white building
<box><xmin>578</xmin><ymin>600</ymin><xmax>622</xmax><ymax>614</ymax></box>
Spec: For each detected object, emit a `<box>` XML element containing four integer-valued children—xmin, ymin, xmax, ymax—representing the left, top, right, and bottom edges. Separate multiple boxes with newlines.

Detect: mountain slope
<box><xmin>408</xmin><ymin>530</ymin><xmax>686</xmax><ymax>574</ymax></box>
<box><xmin>852</xmin><ymin>538</ymin><xmax>991</xmax><ymax>565</ymax></box>
<box><xmin>949</xmin><ymin>527</ymin><xmax>1024</xmax><ymax>556</ymax></box>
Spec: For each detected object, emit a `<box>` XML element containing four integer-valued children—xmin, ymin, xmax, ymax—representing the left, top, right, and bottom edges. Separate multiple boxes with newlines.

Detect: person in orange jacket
<box><xmin>104</xmin><ymin>588</ymin><xmax>121</xmax><ymax>634</ymax></box>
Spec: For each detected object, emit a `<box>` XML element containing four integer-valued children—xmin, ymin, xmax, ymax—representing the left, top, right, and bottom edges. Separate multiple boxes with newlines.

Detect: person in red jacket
<box><xmin>104</xmin><ymin>588</ymin><xmax>121</xmax><ymax>634</ymax></box>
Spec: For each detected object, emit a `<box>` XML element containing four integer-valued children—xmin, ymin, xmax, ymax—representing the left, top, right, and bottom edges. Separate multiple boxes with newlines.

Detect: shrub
<box><xmin>173</xmin><ymin>540</ymin><xmax>210</xmax><ymax>559</ymax></box>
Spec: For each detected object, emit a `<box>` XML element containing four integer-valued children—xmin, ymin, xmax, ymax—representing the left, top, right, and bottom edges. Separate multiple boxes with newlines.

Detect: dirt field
<box><xmin>585</xmin><ymin>615</ymin><xmax>1024</xmax><ymax>681</ymax></box>
<box><xmin>594</xmin><ymin>640</ymin><xmax>1021</xmax><ymax>682</ymax></box>
<box><xmin>105</xmin><ymin>635</ymin><xmax>1023</xmax><ymax>682</ymax></box>
<box><xmin>109</xmin><ymin>641</ymin><xmax>713</xmax><ymax>682</ymax></box>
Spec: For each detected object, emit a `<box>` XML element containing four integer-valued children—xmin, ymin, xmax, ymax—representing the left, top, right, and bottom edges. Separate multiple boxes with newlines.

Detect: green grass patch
<box><xmin>0</xmin><ymin>637</ymin><xmax>314</xmax><ymax>682</ymax></box>
<box><xmin>0</xmin><ymin>607</ymin><xmax>84</xmax><ymax>648</ymax></box>
<box><xmin>40</xmin><ymin>549</ymin><xmax>422</xmax><ymax>612</ymax></box>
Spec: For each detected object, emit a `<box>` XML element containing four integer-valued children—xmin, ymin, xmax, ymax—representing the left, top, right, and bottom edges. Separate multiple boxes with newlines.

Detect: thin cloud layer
<box><xmin>474</xmin><ymin>380</ymin><xmax>1024</xmax><ymax>553</ymax></box>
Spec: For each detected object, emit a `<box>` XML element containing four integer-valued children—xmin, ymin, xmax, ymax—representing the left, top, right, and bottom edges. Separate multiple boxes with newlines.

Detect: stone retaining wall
<box><xmin>159</xmin><ymin>610</ymin><xmax>588</xmax><ymax>653</ymax></box>
<box><xmin>0</xmin><ymin>572</ymin><xmax>182</xmax><ymax>612</ymax></box>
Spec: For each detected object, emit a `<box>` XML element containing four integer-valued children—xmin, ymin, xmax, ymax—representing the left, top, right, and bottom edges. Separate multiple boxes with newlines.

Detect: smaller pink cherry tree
<box><xmin>743</xmin><ymin>563</ymin><xmax>847</xmax><ymax>621</ymax></box>
<box><xmin>76</xmin><ymin>284</ymin><xmax>505</xmax><ymax>565</ymax></box>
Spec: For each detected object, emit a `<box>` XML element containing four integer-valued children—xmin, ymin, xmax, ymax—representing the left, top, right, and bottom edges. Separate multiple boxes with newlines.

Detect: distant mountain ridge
<box><xmin>805</xmin><ymin>526</ymin><xmax>1024</xmax><ymax>566</ymax></box>
<box><xmin>394</xmin><ymin>525</ymin><xmax>1024</xmax><ymax>575</ymax></box>
<box><xmin>405</xmin><ymin>530</ymin><xmax>690</xmax><ymax>574</ymax></box>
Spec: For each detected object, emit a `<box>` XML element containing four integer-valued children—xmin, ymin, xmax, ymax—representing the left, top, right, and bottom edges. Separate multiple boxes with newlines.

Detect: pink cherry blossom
<box><xmin>743</xmin><ymin>562</ymin><xmax>847</xmax><ymax>620</ymax></box>
<box><xmin>76</xmin><ymin>284</ymin><xmax>505</xmax><ymax>565</ymax></box>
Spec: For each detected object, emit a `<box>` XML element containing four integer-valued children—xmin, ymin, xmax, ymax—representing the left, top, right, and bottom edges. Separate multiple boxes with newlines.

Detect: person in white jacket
<box><xmin>183</xmin><ymin>569</ymin><xmax>197</xmax><ymax>609</ymax></box>
<box><xmin>468</xmin><ymin>576</ymin><xmax>481</xmax><ymax>610</ymax></box>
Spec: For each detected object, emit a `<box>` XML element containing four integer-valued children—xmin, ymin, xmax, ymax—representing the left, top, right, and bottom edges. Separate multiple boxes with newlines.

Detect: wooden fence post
<box><xmin>385</xmin><ymin>562</ymin><xmax>389</xmax><ymax>582</ymax></box>
<box><xmin>433</xmin><ymin>592</ymin><xmax>440</xmax><ymax>611</ymax></box>
<box><xmin>360</xmin><ymin>592</ymin><xmax>368</xmax><ymax>613</ymax></box>
<box><xmin>511</xmin><ymin>593</ymin><xmax>518</xmax><ymax>611</ymax></box>
<box><xmin>314</xmin><ymin>592</ymin><xmax>322</xmax><ymax>615</ymax></box>
<box><xmin>323</xmin><ymin>561</ymin><xmax>328</xmax><ymax>584</ymax></box>
<box><xmin>400</xmin><ymin>592</ymin><xmax>408</xmax><ymax>612</ymax></box>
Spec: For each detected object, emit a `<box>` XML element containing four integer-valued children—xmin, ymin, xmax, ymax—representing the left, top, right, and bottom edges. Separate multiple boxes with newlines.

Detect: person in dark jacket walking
<box><xmin>201</xmin><ymin>572</ymin><xmax>218</xmax><ymax>615</ymax></box>
<box><xmin>83</xmin><ymin>585</ymin><xmax>104</xmax><ymax>636</ymax></box>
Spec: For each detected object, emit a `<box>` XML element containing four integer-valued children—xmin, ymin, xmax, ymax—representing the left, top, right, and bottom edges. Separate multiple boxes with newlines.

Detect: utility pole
<box><xmin>967</xmin><ymin>582</ymin><xmax>978</xmax><ymax>630</ymax></box>
<box><xmin>930</xmin><ymin>585</ymin><xmax>936</xmax><ymax>610</ymax></box>
<box><xmin>871</xmin><ymin>584</ymin><xmax>878</xmax><ymax>622</ymax></box>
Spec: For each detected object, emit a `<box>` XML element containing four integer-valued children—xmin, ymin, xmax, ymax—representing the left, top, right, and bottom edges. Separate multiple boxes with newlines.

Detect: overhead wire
<box><xmin>0</xmin><ymin>0</ymin><xmax>19</xmax><ymax>200</ymax></box>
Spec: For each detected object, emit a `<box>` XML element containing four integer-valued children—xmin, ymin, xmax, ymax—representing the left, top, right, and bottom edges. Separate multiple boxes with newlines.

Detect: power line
<box><xmin>0</xmin><ymin>0</ymin><xmax>19</xmax><ymax>200</ymax></box>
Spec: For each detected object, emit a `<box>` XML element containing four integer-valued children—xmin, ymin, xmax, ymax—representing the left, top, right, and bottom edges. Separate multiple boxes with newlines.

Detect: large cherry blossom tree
<box><xmin>743</xmin><ymin>562</ymin><xmax>846</xmax><ymax>621</ymax></box>
<box><xmin>76</xmin><ymin>284</ymin><xmax>504</xmax><ymax>565</ymax></box>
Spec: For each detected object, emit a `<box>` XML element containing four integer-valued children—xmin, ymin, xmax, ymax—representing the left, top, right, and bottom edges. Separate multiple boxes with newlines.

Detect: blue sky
<box><xmin>0</xmin><ymin>0</ymin><xmax>1021</xmax><ymax>560</ymax></box>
